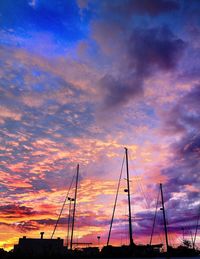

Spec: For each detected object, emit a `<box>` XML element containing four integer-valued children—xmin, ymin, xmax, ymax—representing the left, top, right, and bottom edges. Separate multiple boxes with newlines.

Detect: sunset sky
<box><xmin>0</xmin><ymin>0</ymin><xmax>200</xmax><ymax>251</ymax></box>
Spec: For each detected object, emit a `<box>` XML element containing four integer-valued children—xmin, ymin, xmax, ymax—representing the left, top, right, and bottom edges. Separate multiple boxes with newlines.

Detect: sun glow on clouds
<box><xmin>0</xmin><ymin>0</ymin><xmax>200</xmax><ymax>251</ymax></box>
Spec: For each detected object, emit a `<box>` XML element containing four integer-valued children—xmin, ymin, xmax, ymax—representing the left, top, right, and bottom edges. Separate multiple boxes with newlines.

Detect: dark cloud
<box><xmin>0</xmin><ymin>204</ymin><xmax>36</xmax><ymax>217</ymax></box>
<box><xmin>104</xmin><ymin>0</ymin><xmax>180</xmax><ymax>17</ymax></box>
<box><xmin>13</xmin><ymin>221</ymin><xmax>40</xmax><ymax>232</ymax></box>
<box><xmin>99</xmin><ymin>74</ymin><xmax>142</xmax><ymax>109</ymax></box>
<box><xmin>34</xmin><ymin>215</ymin><xmax>110</xmax><ymax>228</ymax></box>
<box><xmin>81</xmin><ymin>0</ymin><xmax>181</xmax><ymax>19</ymax></box>
<box><xmin>128</xmin><ymin>26</ymin><xmax>185</xmax><ymax>73</ymax></box>
<box><xmin>35</xmin><ymin>218</ymin><xmax>61</xmax><ymax>225</ymax></box>
<box><xmin>99</xmin><ymin>26</ymin><xmax>185</xmax><ymax>108</ymax></box>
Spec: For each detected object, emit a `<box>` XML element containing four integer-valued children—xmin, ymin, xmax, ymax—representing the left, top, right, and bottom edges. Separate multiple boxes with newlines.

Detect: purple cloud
<box><xmin>82</xmin><ymin>0</ymin><xmax>180</xmax><ymax>17</ymax></box>
<box><xmin>99</xmin><ymin>26</ymin><xmax>185</xmax><ymax>108</ymax></box>
<box><xmin>156</xmin><ymin>85</ymin><xmax>200</xmax><ymax>235</ymax></box>
<box><xmin>0</xmin><ymin>204</ymin><xmax>36</xmax><ymax>217</ymax></box>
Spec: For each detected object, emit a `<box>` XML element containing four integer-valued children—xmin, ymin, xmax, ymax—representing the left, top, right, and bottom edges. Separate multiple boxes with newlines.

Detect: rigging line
<box><xmin>174</xmin><ymin>232</ymin><xmax>183</xmax><ymax>246</ymax></box>
<box><xmin>165</xmin><ymin>208</ymin><xmax>175</xmax><ymax>247</ymax></box>
<box><xmin>168</xmin><ymin>229</ymin><xmax>176</xmax><ymax>248</ymax></box>
<box><xmin>136</xmin><ymin>177</ymin><xmax>150</xmax><ymax>209</ymax></box>
<box><xmin>150</xmin><ymin>187</ymin><xmax>160</xmax><ymax>245</ymax></box>
<box><xmin>107</xmin><ymin>153</ymin><xmax>125</xmax><ymax>246</ymax></box>
<box><xmin>129</xmin><ymin>152</ymin><xmax>151</xmax><ymax>209</ymax></box>
<box><xmin>190</xmin><ymin>230</ymin><xmax>194</xmax><ymax>246</ymax></box>
<box><xmin>51</xmin><ymin>173</ymin><xmax>75</xmax><ymax>239</ymax></box>
<box><xmin>193</xmin><ymin>204</ymin><xmax>200</xmax><ymax>249</ymax></box>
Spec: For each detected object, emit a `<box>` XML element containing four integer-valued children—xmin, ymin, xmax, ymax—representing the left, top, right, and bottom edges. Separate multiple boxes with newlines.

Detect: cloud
<box><xmin>1</xmin><ymin>0</ymin><xmax>200</xmax><ymax>250</ymax></box>
<box><xmin>78</xmin><ymin>0</ymin><xmax>180</xmax><ymax>17</ymax></box>
<box><xmin>98</xmin><ymin>75</ymin><xmax>142</xmax><ymax>109</ymax></box>
<box><xmin>159</xmin><ymin>85</ymin><xmax>200</xmax><ymax>229</ymax></box>
<box><xmin>98</xmin><ymin>26</ymin><xmax>185</xmax><ymax>108</ymax></box>
<box><xmin>128</xmin><ymin>26</ymin><xmax>185</xmax><ymax>72</ymax></box>
<box><xmin>0</xmin><ymin>204</ymin><xmax>36</xmax><ymax>218</ymax></box>
<box><xmin>163</xmin><ymin>85</ymin><xmax>200</xmax><ymax>134</ymax></box>
<box><xmin>13</xmin><ymin>221</ymin><xmax>40</xmax><ymax>233</ymax></box>
<box><xmin>118</xmin><ymin>0</ymin><xmax>180</xmax><ymax>16</ymax></box>
<box><xmin>0</xmin><ymin>106</ymin><xmax>22</xmax><ymax>123</ymax></box>
<box><xmin>78</xmin><ymin>1</ymin><xmax>186</xmax><ymax>111</ymax></box>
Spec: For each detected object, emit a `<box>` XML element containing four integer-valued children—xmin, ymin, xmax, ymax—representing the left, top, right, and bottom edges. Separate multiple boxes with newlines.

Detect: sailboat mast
<box><xmin>70</xmin><ymin>164</ymin><xmax>79</xmax><ymax>250</ymax></box>
<box><xmin>125</xmin><ymin>147</ymin><xmax>134</xmax><ymax>246</ymax></box>
<box><xmin>160</xmin><ymin>183</ymin><xmax>169</xmax><ymax>253</ymax></box>
<box><xmin>67</xmin><ymin>198</ymin><xmax>74</xmax><ymax>248</ymax></box>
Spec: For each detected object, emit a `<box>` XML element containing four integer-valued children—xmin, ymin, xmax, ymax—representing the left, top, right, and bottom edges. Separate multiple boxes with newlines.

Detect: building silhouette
<box><xmin>14</xmin><ymin>232</ymin><xmax>65</xmax><ymax>257</ymax></box>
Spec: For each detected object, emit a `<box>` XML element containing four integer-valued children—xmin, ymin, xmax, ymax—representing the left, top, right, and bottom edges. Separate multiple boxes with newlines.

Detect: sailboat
<box><xmin>102</xmin><ymin>148</ymin><xmax>164</xmax><ymax>257</ymax></box>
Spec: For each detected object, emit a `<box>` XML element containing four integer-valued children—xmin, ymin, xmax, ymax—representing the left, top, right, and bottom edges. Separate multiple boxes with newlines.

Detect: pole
<box><xmin>70</xmin><ymin>164</ymin><xmax>79</xmax><ymax>250</ymax></box>
<box><xmin>97</xmin><ymin>236</ymin><xmax>100</xmax><ymax>247</ymax></box>
<box><xmin>190</xmin><ymin>230</ymin><xmax>194</xmax><ymax>248</ymax></box>
<box><xmin>160</xmin><ymin>183</ymin><xmax>169</xmax><ymax>253</ymax></box>
<box><xmin>67</xmin><ymin>198</ymin><xmax>73</xmax><ymax>248</ymax></box>
<box><xmin>125</xmin><ymin>148</ymin><xmax>134</xmax><ymax>246</ymax></box>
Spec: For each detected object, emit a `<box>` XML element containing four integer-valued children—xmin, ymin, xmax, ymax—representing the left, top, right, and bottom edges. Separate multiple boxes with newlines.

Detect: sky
<box><xmin>0</xmin><ymin>0</ymin><xmax>200</xmax><ymax>251</ymax></box>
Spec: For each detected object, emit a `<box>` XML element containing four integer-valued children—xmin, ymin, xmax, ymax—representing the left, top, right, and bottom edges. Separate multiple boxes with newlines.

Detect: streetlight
<box><xmin>67</xmin><ymin>197</ymin><xmax>74</xmax><ymax>249</ymax></box>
